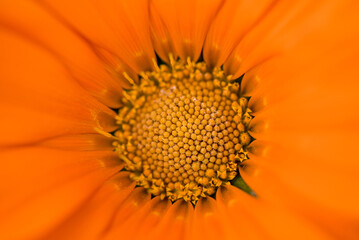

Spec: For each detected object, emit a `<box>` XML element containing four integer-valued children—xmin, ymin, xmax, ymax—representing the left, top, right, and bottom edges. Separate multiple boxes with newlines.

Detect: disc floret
<box><xmin>114</xmin><ymin>57</ymin><xmax>253</xmax><ymax>204</ymax></box>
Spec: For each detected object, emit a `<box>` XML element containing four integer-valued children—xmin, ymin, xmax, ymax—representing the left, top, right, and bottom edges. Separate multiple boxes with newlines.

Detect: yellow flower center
<box><xmin>114</xmin><ymin>57</ymin><xmax>253</xmax><ymax>204</ymax></box>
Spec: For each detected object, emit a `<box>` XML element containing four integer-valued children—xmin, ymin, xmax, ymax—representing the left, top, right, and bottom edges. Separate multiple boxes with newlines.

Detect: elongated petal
<box><xmin>190</xmin><ymin>197</ymin><xmax>232</xmax><ymax>240</ymax></box>
<box><xmin>204</xmin><ymin>0</ymin><xmax>276</xmax><ymax>67</ymax></box>
<box><xmin>217</xmin><ymin>186</ymin><xmax>330</xmax><ymax>239</ymax></box>
<box><xmin>0</xmin><ymin>0</ymin><xmax>126</xmax><ymax>108</ymax></box>
<box><xmin>45</xmin><ymin>172</ymin><xmax>135</xmax><ymax>240</ymax></box>
<box><xmin>0</xmin><ymin>28</ymin><xmax>116</xmax><ymax>146</ymax></box>
<box><xmin>230</xmin><ymin>1</ymin><xmax>359</xmax><ymax>237</ymax></box>
<box><xmin>149</xmin><ymin>1</ymin><xmax>176</xmax><ymax>63</ymax></box>
<box><xmin>150</xmin><ymin>0</ymin><xmax>224</xmax><ymax>61</ymax></box>
<box><xmin>146</xmin><ymin>200</ymin><xmax>194</xmax><ymax>240</ymax></box>
<box><xmin>0</xmin><ymin>147</ymin><xmax>122</xmax><ymax>240</ymax></box>
<box><xmin>101</xmin><ymin>197</ymin><xmax>168</xmax><ymax>240</ymax></box>
<box><xmin>38</xmin><ymin>0</ymin><xmax>155</xmax><ymax>72</ymax></box>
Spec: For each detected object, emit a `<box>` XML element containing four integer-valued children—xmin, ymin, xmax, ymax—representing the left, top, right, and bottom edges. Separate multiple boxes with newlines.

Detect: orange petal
<box><xmin>123</xmin><ymin>197</ymin><xmax>171</xmax><ymax>240</ymax></box>
<box><xmin>243</xmin><ymin>10</ymin><xmax>359</xmax><ymax>215</ymax></box>
<box><xmin>101</xmin><ymin>197</ymin><xmax>166</xmax><ymax>240</ymax></box>
<box><xmin>39</xmin><ymin>133</ymin><xmax>115</xmax><ymax>151</ymax></box>
<box><xmin>204</xmin><ymin>0</ymin><xmax>276</xmax><ymax>68</ymax></box>
<box><xmin>215</xmin><ymin>187</ymin><xmax>267</xmax><ymax>240</ymax></box>
<box><xmin>218</xmin><ymin>186</ymin><xmax>330</xmax><ymax>239</ymax></box>
<box><xmin>190</xmin><ymin>197</ymin><xmax>228</xmax><ymax>240</ymax></box>
<box><xmin>45</xmin><ymin>172</ymin><xmax>135</xmax><ymax>240</ymax></box>
<box><xmin>0</xmin><ymin>27</ymin><xmax>116</xmax><ymax>146</ymax></box>
<box><xmin>241</xmin><ymin>160</ymin><xmax>359</xmax><ymax>239</ymax></box>
<box><xmin>38</xmin><ymin>0</ymin><xmax>155</xmax><ymax>72</ymax></box>
<box><xmin>224</xmin><ymin>1</ymin><xmax>358</xmax><ymax>78</ymax></box>
<box><xmin>149</xmin><ymin>1</ymin><xmax>177</xmax><ymax>63</ymax></box>
<box><xmin>105</xmin><ymin>187</ymin><xmax>151</xmax><ymax>229</ymax></box>
<box><xmin>151</xmin><ymin>0</ymin><xmax>224</xmax><ymax>61</ymax></box>
<box><xmin>146</xmin><ymin>200</ymin><xmax>194</xmax><ymax>240</ymax></box>
<box><xmin>223</xmin><ymin>0</ymin><xmax>307</xmax><ymax>77</ymax></box>
<box><xmin>234</xmin><ymin>1</ymin><xmax>359</xmax><ymax>237</ymax></box>
<box><xmin>0</xmin><ymin>0</ymin><xmax>126</xmax><ymax>108</ymax></box>
<box><xmin>0</xmin><ymin>147</ymin><xmax>122</xmax><ymax>240</ymax></box>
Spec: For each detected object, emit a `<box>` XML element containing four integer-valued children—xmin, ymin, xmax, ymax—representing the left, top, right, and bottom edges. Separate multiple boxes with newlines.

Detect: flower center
<box><xmin>114</xmin><ymin>57</ymin><xmax>253</xmax><ymax>204</ymax></box>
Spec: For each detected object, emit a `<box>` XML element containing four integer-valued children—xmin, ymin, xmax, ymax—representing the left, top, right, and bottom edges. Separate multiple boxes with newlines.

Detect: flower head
<box><xmin>1</xmin><ymin>0</ymin><xmax>359</xmax><ymax>239</ymax></box>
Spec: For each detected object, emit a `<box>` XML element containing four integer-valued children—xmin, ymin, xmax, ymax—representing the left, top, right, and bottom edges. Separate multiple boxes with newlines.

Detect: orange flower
<box><xmin>1</xmin><ymin>0</ymin><xmax>359</xmax><ymax>239</ymax></box>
